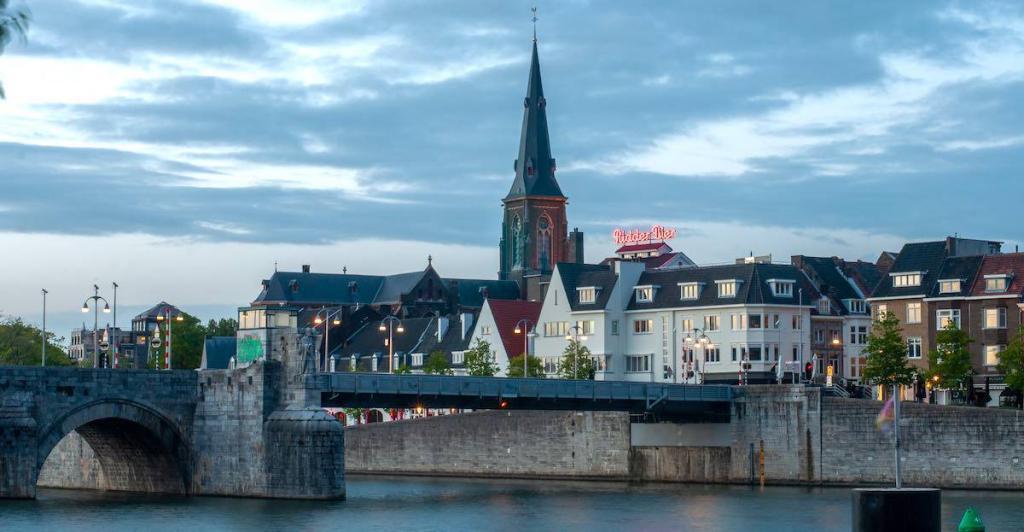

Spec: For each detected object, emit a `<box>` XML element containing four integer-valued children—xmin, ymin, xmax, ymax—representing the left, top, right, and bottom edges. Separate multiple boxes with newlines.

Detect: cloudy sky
<box><xmin>1</xmin><ymin>0</ymin><xmax>1022</xmax><ymax>338</ymax></box>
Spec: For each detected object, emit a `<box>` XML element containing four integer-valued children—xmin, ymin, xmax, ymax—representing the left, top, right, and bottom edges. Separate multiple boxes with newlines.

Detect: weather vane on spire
<box><xmin>531</xmin><ymin>6</ymin><xmax>538</xmax><ymax>42</ymax></box>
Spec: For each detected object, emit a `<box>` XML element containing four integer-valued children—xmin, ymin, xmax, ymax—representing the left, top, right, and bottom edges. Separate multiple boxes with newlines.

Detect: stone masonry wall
<box><xmin>36</xmin><ymin>431</ymin><xmax>104</xmax><ymax>489</ymax></box>
<box><xmin>729</xmin><ymin>385</ymin><xmax>822</xmax><ymax>484</ymax></box>
<box><xmin>345</xmin><ymin>410</ymin><xmax>631</xmax><ymax>479</ymax></box>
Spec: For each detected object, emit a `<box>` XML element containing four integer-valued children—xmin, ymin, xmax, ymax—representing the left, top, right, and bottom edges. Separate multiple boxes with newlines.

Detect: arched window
<box><xmin>512</xmin><ymin>215</ymin><xmax>523</xmax><ymax>268</ymax></box>
<box><xmin>537</xmin><ymin>215</ymin><xmax>552</xmax><ymax>271</ymax></box>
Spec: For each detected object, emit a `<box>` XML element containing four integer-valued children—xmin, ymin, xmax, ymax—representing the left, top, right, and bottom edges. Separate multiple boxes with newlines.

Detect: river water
<box><xmin>4</xmin><ymin>475</ymin><xmax>1024</xmax><ymax>531</ymax></box>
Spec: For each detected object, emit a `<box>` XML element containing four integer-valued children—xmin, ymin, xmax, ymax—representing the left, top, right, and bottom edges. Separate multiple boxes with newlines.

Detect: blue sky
<box><xmin>1</xmin><ymin>0</ymin><xmax>1022</xmax><ymax>338</ymax></box>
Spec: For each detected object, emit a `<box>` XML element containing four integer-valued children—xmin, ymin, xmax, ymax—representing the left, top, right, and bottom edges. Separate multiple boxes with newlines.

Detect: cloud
<box><xmin>191</xmin><ymin>0</ymin><xmax>367</xmax><ymax>28</ymax></box>
<box><xmin>938</xmin><ymin>135</ymin><xmax>1024</xmax><ymax>152</ymax></box>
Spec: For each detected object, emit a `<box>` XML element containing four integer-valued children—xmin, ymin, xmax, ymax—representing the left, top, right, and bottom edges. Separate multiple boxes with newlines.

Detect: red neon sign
<box><xmin>612</xmin><ymin>225</ymin><xmax>677</xmax><ymax>245</ymax></box>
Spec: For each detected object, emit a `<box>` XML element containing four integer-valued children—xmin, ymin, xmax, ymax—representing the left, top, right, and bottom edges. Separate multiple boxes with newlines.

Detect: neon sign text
<box><xmin>612</xmin><ymin>225</ymin><xmax>677</xmax><ymax>245</ymax></box>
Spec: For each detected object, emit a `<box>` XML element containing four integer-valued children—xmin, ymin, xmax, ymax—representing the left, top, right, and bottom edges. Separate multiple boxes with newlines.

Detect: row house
<box><xmin>523</xmin><ymin>259</ymin><xmax>816</xmax><ymax>384</ymax></box>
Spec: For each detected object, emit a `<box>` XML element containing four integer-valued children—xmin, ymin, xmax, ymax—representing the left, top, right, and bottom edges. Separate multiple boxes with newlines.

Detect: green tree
<box><xmin>394</xmin><ymin>364</ymin><xmax>413</xmax><ymax>375</ymax></box>
<box><xmin>0</xmin><ymin>316</ymin><xmax>74</xmax><ymax>366</ymax></box>
<box><xmin>862</xmin><ymin>311</ymin><xmax>914</xmax><ymax>389</ymax></box>
<box><xmin>557</xmin><ymin>339</ymin><xmax>594</xmax><ymax>380</ymax></box>
<box><xmin>997</xmin><ymin>327</ymin><xmax>1024</xmax><ymax>399</ymax></box>
<box><xmin>927</xmin><ymin>323</ymin><xmax>975</xmax><ymax>396</ymax></box>
<box><xmin>148</xmin><ymin>312</ymin><xmax>206</xmax><ymax>369</ymax></box>
<box><xmin>205</xmin><ymin>318</ymin><xmax>238</xmax><ymax>337</ymax></box>
<box><xmin>0</xmin><ymin>0</ymin><xmax>31</xmax><ymax>99</ymax></box>
<box><xmin>507</xmin><ymin>353</ymin><xmax>545</xmax><ymax>378</ymax></box>
<box><xmin>423</xmin><ymin>350</ymin><xmax>453</xmax><ymax>375</ymax></box>
<box><xmin>463</xmin><ymin>338</ymin><xmax>498</xmax><ymax>376</ymax></box>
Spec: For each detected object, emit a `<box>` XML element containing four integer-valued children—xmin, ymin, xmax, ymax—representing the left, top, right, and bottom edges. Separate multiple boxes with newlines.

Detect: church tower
<box><xmin>498</xmin><ymin>35</ymin><xmax>584</xmax><ymax>298</ymax></box>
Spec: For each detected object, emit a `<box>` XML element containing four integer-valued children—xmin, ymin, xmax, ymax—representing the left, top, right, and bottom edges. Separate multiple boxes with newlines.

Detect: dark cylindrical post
<box><xmin>852</xmin><ymin>488</ymin><xmax>940</xmax><ymax>532</ymax></box>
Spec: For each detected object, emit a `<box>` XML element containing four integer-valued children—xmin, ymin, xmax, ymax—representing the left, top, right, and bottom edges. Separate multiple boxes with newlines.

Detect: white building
<box><xmin>470</xmin><ymin>299</ymin><xmax>542</xmax><ymax>376</ymax></box>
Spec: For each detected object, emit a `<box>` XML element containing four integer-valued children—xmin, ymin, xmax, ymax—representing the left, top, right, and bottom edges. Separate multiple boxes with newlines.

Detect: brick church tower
<box><xmin>498</xmin><ymin>37</ymin><xmax>584</xmax><ymax>299</ymax></box>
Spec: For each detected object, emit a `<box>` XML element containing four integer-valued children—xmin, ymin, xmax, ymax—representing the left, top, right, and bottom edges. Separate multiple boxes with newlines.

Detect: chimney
<box><xmin>302</xmin><ymin>264</ymin><xmax>311</xmax><ymax>273</ymax></box>
<box><xmin>460</xmin><ymin>312</ymin><xmax>474</xmax><ymax>340</ymax></box>
<box><xmin>437</xmin><ymin>316</ymin><xmax>450</xmax><ymax>341</ymax></box>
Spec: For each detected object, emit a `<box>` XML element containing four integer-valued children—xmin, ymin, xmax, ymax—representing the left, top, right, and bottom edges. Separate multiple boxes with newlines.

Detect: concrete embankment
<box><xmin>346</xmin><ymin>386</ymin><xmax>1024</xmax><ymax>489</ymax></box>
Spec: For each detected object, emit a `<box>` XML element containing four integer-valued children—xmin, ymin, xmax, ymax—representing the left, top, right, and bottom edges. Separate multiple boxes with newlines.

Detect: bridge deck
<box><xmin>317</xmin><ymin>373</ymin><xmax>734</xmax><ymax>421</ymax></box>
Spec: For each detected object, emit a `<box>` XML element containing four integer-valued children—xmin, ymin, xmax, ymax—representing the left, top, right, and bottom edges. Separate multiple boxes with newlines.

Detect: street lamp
<box><xmin>111</xmin><ymin>282</ymin><xmax>119</xmax><ymax>368</ymax></box>
<box><xmin>565</xmin><ymin>324</ymin><xmax>588</xmax><ymax>379</ymax></box>
<box><xmin>156</xmin><ymin>307</ymin><xmax>184</xmax><ymax>370</ymax></box>
<box><xmin>513</xmin><ymin>318</ymin><xmax>535</xmax><ymax>377</ymax></box>
<box><xmin>81</xmin><ymin>284</ymin><xmax>111</xmax><ymax>368</ymax></box>
<box><xmin>41</xmin><ymin>289</ymin><xmax>48</xmax><ymax>367</ymax></box>
<box><xmin>312</xmin><ymin>306</ymin><xmax>343</xmax><ymax>372</ymax></box>
<box><xmin>683</xmin><ymin>328</ymin><xmax>716</xmax><ymax>384</ymax></box>
<box><xmin>379</xmin><ymin>315</ymin><xmax>403</xmax><ymax>374</ymax></box>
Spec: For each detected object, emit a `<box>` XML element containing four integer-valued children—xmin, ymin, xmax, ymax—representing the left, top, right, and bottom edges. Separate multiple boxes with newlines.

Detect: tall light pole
<box><xmin>81</xmin><ymin>285</ymin><xmax>110</xmax><ymax>368</ymax></box>
<box><xmin>513</xmin><ymin>318</ymin><xmax>535</xmax><ymax>377</ymax></box>
<box><xmin>111</xmin><ymin>282</ymin><xmax>119</xmax><ymax>368</ymax></box>
<box><xmin>565</xmin><ymin>324</ymin><xmax>588</xmax><ymax>379</ymax></box>
<box><xmin>683</xmin><ymin>328</ymin><xmax>715</xmax><ymax>384</ymax></box>
<box><xmin>41</xmin><ymin>289</ymin><xmax>48</xmax><ymax>367</ymax></box>
<box><xmin>313</xmin><ymin>306</ymin><xmax>343</xmax><ymax>372</ymax></box>
<box><xmin>379</xmin><ymin>315</ymin><xmax>404</xmax><ymax>373</ymax></box>
<box><xmin>157</xmin><ymin>307</ymin><xmax>184</xmax><ymax>370</ymax></box>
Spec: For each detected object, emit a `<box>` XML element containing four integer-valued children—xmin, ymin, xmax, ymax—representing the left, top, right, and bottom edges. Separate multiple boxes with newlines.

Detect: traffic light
<box><xmin>804</xmin><ymin>362</ymin><xmax>814</xmax><ymax>380</ymax></box>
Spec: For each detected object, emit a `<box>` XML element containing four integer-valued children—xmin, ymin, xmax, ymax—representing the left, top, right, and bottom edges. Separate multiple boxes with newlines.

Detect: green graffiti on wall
<box><xmin>237</xmin><ymin>335</ymin><xmax>265</xmax><ymax>364</ymax></box>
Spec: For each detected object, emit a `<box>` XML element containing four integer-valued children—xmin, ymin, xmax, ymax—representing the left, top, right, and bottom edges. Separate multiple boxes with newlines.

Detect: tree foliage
<box><xmin>146</xmin><ymin>312</ymin><xmax>210</xmax><ymax>370</ymax></box>
<box><xmin>423</xmin><ymin>350</ymin><xmax>453</xmax><ymax>375</ymax></box>
<box><xmin>997</xmin><ymin>327</ymin><xmax>1024</xmax><ymax>394</ymax></box>
<box><xmin>0</xmin><ymin>0</ymin><xmax>31</xmax><ymax>99</ymax></box>
<box><xmin>557</xmin><ymin>339</ymin><xmax>594</xmax><ymax>380</ymax></box>
<box><xmin>394</xmin><ymin>364</ymin><xmax>412</xmax><ymax>375</ymax></box>
<box><xmin>463</xmin><ymin>338</ymin><xmax>498</xmax><ymax>377</ymax></box>
<box><xmin>927</xmin><ymin>323</ymin><xmax>975</xmax><ymax>392</ymax></box>
<box><xmin>507</xmin><ymin>353</ymin><xmax>545</xmax><ymax>378</ymax></box>
<box><xmin>206</xmin><ymin>318</ymin><xmax>238</xmax><ymax>337</ymax></box>
<box><xmin>0</xmin><ymin>316</ymin><xmax>74</xmax><ymax>366</ymax></box>
<box><xmin>861</xmin><ymin>311</ymin><xmax>914</xmax><ymax>387</ymax></box>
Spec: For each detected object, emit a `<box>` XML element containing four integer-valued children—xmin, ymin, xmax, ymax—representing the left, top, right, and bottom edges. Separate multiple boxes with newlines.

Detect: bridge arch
<box><xmin>35</xmin><ymin>398</ymin><xmax>192</xmax><ymax>494</ymax></box>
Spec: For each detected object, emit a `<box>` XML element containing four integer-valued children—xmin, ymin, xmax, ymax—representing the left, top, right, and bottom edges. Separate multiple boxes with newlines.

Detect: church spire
<box><xmin>506</xmin><ymin>29</ymin><xmax>563</xmax><ymax>199</ymax></box>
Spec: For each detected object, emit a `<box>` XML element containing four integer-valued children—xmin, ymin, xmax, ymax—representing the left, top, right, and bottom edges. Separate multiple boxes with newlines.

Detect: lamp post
<box><xmin>379</xmin><ymin>315</ymin><xmax>404</xmax><ymax>374</ymax></box>
<box><xmin>81</xmin><ymin>285</ymin><xmax>111</xmax><ymax>368</ymax></box>
<box><xmin>564</xmin><ymin>324</ymin><xmax>588</xmax><ymax>379</ymax></box>
<box><xmin>313</xmin><ymin>307</ymin><xmax>343</xmax><ymax>372</ymax></box>
<box><xmin>156</xmin><ymin>307</ymin><xmax>184</xmax><ymax>370</ymax></box>
<box><xmin>683</xmin><ymin>328</ymin><xmax>715</xmax><ymax>384</ymax></box>
<box><xmin>41</xmin><ymin>289</ymin><xmax>48</xmax><ymax>367</ymax></box>
<box><xmin>513</xmin><ymin>318</ymin><xmax>535</xmax><ymax>377</ymax></box>
<box><xmin>111</xmin><ymin>282</ymin><xmax>118</xmax><ymax>368</ymax></box>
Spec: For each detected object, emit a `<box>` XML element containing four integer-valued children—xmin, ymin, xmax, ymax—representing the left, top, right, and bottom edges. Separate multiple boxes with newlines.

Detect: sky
<box><xmin>1</xmin><ymin>0</ymin><xmax>1022</xmax><ymax>339</ymax></box>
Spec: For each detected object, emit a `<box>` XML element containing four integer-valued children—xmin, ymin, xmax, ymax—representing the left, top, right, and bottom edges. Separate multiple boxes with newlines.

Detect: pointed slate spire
<box><xmin>506</xmin><ymin>39</ymin><xmax>563</xmax><ymax>199</ymax></box>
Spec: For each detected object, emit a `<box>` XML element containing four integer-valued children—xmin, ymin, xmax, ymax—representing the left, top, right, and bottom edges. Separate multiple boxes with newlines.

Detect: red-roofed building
<box><xmin>470</xmin><ymin>299</ymin><xmax>542</xmax><ymax>375</ymax></box>
<box><xmin>602</xmin><ymin>241</ymin><xmax>696</xmax><ymax>272</ymax></box>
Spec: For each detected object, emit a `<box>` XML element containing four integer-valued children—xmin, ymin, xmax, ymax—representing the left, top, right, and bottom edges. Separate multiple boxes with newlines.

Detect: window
<box><xmin>984</xmin><ymin>308</ymin><xmax>1007</xmax><ymax>329</ymax></box>
<box><xmin>591</xmin><ymin>355</ymin><xmax>608</xmax><ymax>372</ymax></box>
<box><xmin>985</xmin><ymin>345</ymin><xmax>1005</xmax><ymax>366</ymax></box>
<box><xmin>876</xmin><ymin>304</ymin><xmax>888</xmax><ymax>320</ymax></box>
<box><xmin>716</xmin><ymin>280</ymin><xmax>738</xmax><ymax>298</ymax></box>
<box><xmin>543</xmin><ymin>357</ymin><xmax>559</xmax><ymax>373</ymax></box>
<box><xmin>451</xmin><ymin>352</ymin><xmax>463</xmax><ymax>364</ymax></box>
<box><xmin>892</xmin><ymin>272</ymin><xmax>922</xmax><ymax>288</ymax></box>
<box><xmin>412</xmin><ymin>353</ymin><xmax>424</xmax><ymax>366</ymax></box>
<box><xmin>936</xmin><ymin>309</ymin><xmax>961</xmax><ymax>329</ymax></box>
<box><xmin>849</xmin><ymin>326</ymin><xmax>868</xmax><ymax>345</ymax></box>
<box><xmin>907</xmin><ymin>337</ymin><xmax>922</xmax><ymax>359</ymax></box>
<box><xmin>679</xmin><ymin>282</ymin><xmax>703</xmax><ymax>300</ymax></box>
<box><xmin>704</xmin><ymin>315</ymin><xmax>720</xmax><ymax>331</ymax></box>
<box><xmin>770</xmin><ymin>314</ymin><xmax>782</xmax><ymax>329</ymax></box>
<box><xmin>481</xmin><ymin>325</ymin><xmax>492</xmax><ymax>335</ymax></box>
<box><xmin>748</xmin><ymin>346</ymin><xmax>762</xmax><ymax>361</ymax></box>
<box><xmin>635</xmin><ymin>286</ymin><xmax>655</xmax><ymax>303</ymax></box>
<box><xmin>748</xmin><ymin>314</ymin><xmax>763</xmax><ymax>329</ymax></box>
<box><xmin>544</xmin><ymin>322</ymin><xmax>569</xmax><ymax>337</ymax></box>
<box><xmin>575</xmin><ymin>320</ymin><xmax>596</xmax><ymax>335</ymax></box>
<box><xmin>704</xmin><ymin>347</ymin><xmax>721</xmax><ymax>363</ymax></box>
<box><xmin>817</xmin><ymin>298</ymin><xmax>831</xmax><ymax>315</ymax></box>
<box><xmin>680</xmin><ymin>319</ymin><xmax>694</xmax><ymax>333</ymax></box>
<box><xmin>815</xmin><ymin>329</ymin><xmax>825</xmax><ymax>343</ymax></box>
<box><xmin>611</xmin><ymin>320</ymin><xmax>619</xmax><ymax>336</ymax></box>
<box><xmin>938</xmin><ymin>279</ymin><xmax>961</xmax><ymax>294</ymax></box>
<box><xmin>906</xmin><ymin>303</ymin><xmax>921</xmax><ymax>324</ymax></box>
<box><xmin>846</xmin><ymin>300</ymin><xmax>866</xmax><ymax>314</ymax></box>
<box><xmin>767</xmin><ymin>279</ymin><xmax>794</xmax><ymax>297</ymax></box>
<box><xmin>731</xmin><ymin>346</ymin><xmax>738</xmax><ymax>361</ymax></box>
<box><xmin>791</xmin><ymin>314</ymin><xmax>802</xmax><ymax>330</ymax></box>
<box><xmin>731</xmin><ymin>314</ymin><xmax>746</xmax><ymax>330</ymax></box>
<box><xmin>766</xmin><ymin>344</ymin><xmax>780</xmax><ymax>361</ymax></box>
<box><xmin>985</xmin><ymin>275</ymin><xmax>1010</xmax><ymax>292</ymax></box>
<box><xmin>577</xmin><ymin>287</ymin><xmax>597</xmax><ymax>305</ymax></box>
<box><xmin>626</xmin><ymin>355</ymin><xmax>650</xmax><ymax>373</ymax></box>
<box><xmin>633</xmin><ymin>319</ymin><xmax>653</xmax><ymax>334</ymax></box>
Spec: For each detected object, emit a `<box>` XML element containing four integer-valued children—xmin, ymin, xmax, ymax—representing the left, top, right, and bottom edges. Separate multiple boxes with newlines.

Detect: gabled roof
<box><xmin>134</xmin><ymin>301</ymin><xmax>182</xmax><ymax>321</ymax></box>
<box><xmin>928</xmin><ymin>255</ymin><xmax>983</xmax><ymax>298</ymax></box>
<box><xmin>254</xmin><ymin>272</ymin><xmax>384</xmax><ymax>306</ymax></box>
<box><xmin>626</xmin><ymin>263</ymin><xmax>818</xmax><ymax>310</ymax></box>
<box><xmin>505</xmin><ymin>40</ymin><xmax>563</xmax><ymax>199</ymax></box>
<box><xmin>336</xmin><ymin>315</ymin><xmax>476</xmax><ymax>372</ymax></box>
<box><xmin>201</xmin><ymin>336</ymin><xmax>236</xmax><ymax>370</ymax></box>
<box><xmin>616</xmin><ymin>242</ymin><xmax>671</xmax><ymax>254</ymax></box>
<box><xmin>557</xmin><ymin>263</ymin><xmax>618</xmax><ymax>311</ymax></box>
<box><xmin>373</xmin><ymin>269</ymin><xmax>430</xmax><ymax>305</ymax></box>
<box><xmin>794</xmin><ymin>256</ymin><xmax>863</xmax><ymax>316</ymax></box>
<box><xmin>870</xmin><ymin>241</ymin><xmax>949</xmax><ymax>299</ymax></box>
<box><xmin>447</xmin><ymin>278</ymin><xmax>521</xmax><ymax>308</ymax></box>
<box><xmin>970</xmin><ymin>253</ymin><xmax>1024</xmax><ymax>296</ymax></box>
<box><xmin>845</xmin><ymin>260</ymin><xmax>883</xmax><ymax>295</ymax></box>
<box><xmin>486</xmin><ymin>299</ymin><xmax>542</xmax><ymax>359</ymax></box>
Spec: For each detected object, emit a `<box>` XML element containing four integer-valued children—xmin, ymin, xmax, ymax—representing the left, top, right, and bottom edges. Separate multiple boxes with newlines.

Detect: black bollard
<box><xmin>852</xmin><ymin>488</ymin><xmax>941</xmax><ymax>532</ymax></box>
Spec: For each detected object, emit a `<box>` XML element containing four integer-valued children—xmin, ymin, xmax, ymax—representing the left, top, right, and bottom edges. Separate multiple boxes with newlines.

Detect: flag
<box><xmin>876</xmin><ymin>397</ymin><xmax>895</xmax><ymax>433</ymax></box>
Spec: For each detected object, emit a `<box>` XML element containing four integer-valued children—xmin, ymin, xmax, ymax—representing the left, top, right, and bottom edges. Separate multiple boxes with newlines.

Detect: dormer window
<box><xmin>766</xmin><ymin>279</ymin><xmax>795</xmax><ymax>298</ymax></box>
<box><xmin>634</xmin><ymin>285</ymin><xmax>656</xmax><ymax>303</ymax></box>
<box><xmin>891</xmin><ymin>272</ymin><xmax>923</xmax><ymax>288</ymax></box>
<box><xmin>715</xmin><ymin>280</ymin><xmax>740</xmax><ymax>298</ymax></box>
<box><xmin>817</xmin><ymin>298</ymin><xmax>831</xmax><ymax>315</ymax></box>
<box><xmin>985</xmin><ymin>274</ymin><xmax>1011</xmax><ymax>293</ymax></box>
<box><xmin>938</xmin><ymin>279</ymin><xmax>962</xmax><ymax>294</ymax></box>
<box><xmin>845</xmin><ymin>299</ymin><xmax>866</xmax><ymax>314</ymax></box>
<box><xmin>678</xmin><ymin>282</ymin><xmax>704</xmax><ymax>300</ymax></box>
<box><xmin>577</xmin><ymin>286</ymin><xmax>599</xmax><ymax>305</ymax></box>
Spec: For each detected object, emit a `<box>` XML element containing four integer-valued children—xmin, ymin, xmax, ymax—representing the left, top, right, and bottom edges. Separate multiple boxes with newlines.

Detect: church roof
<box><xmin>506</xmin><ymin>40</ymin><xmax>563</xmax><ymax>199</ymax></box>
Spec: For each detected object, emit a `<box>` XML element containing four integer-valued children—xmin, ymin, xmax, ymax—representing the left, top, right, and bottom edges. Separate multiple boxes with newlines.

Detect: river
<box><xmin>4</xmin><ymin>475</ymin><xmax>1023</xmax><ymax>531</ymax></box>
